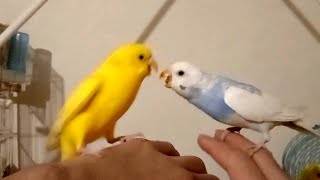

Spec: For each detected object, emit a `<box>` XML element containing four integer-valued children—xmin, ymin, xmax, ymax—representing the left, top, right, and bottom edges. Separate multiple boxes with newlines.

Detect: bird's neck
<box><xmin>196</xmin><ymin>73</ymin><xmax>215</xmax><ymax>90</ymax></box>
<box><xmin>184</xmin><ymin>74</ymin><xmax>217</xmax><ymax>101</ymax></box>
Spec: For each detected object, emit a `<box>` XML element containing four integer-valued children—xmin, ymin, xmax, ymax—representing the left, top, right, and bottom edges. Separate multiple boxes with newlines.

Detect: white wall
<box><xmin>1</xmin><ymin>0</ymin><xmax>320</xmax><ymax>179</ymax></box>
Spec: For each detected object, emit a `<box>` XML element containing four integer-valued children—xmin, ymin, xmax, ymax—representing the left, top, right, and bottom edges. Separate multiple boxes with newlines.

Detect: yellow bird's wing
<box><xmin>47</xmin><ymin>75</ymin><xmax>102</xmax><ymax>150</ymax></box>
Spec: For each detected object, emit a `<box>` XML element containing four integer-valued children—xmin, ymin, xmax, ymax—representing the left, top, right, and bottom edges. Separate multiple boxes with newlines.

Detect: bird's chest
<box><xmin>190</xmin><ymin>82</ymin><xmax>235</xmax><ymax>122</ymax></box>
<box><xmin>88</xmin><ymin>80</ymin><xmax>141</xmax><ymax>129</ymax></box>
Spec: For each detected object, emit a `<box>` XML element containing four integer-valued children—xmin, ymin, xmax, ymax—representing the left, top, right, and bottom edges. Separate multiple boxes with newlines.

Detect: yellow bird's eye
<box><xmin>138</xmin><ymin>54</ymin><xmax>144</xmax><ymax>60</ymax></box>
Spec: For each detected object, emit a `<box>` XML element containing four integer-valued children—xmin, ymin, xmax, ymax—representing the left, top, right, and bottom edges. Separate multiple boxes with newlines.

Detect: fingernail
<box><xmin>198</xmin><ymin>134</ymin><xmax>211</xmax><ymax>141</ymax></box>
<box><xmin>214</xmin><ymin>129</ymin><xmax>223</xmax><ymax>137</ymax></box>
<box><xmin>197</xmin><ymin>134</ymin><xmax>215</xmax><ymax>151</ymax></box>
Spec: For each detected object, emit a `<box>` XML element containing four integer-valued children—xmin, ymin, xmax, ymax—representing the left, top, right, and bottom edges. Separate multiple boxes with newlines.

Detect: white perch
<box><xmin>0</xmin><ymin>0</ymin><xmax>48</xmax><ymax>48</ymax></box>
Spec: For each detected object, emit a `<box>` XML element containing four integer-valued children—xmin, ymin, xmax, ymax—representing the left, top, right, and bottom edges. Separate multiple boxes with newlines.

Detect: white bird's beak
<box><xmin>159</xmin><ymin>69</ymin><xmax>172</xmax><ymax>88</ymax></box>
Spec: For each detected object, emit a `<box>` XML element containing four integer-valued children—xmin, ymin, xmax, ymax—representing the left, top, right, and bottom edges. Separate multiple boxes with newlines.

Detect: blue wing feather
<box><xmin>189</xmin><ymin>76</ymin><xmax>261</xmax><ymax>122</ymax></box>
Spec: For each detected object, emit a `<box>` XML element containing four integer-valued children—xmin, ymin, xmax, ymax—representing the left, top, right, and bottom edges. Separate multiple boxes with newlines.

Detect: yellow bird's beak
<box><xmin>148</xmin><ymin>58</ymin><xmax>158</xmax><ymax>74</ymax></box>
<box><xmin>159</xmin><ymin>69</ymin><xmax>172</xmax><ymax>88</ymax></box>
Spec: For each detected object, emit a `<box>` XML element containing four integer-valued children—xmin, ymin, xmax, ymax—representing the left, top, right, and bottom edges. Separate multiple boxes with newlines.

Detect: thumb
<box><xmin>197</xmin><ymin>134</ymin><xmax>266</xmax><ymax>180</ymax></box>
<box><xmin>197</xmin><ymin>134</ymin><xmax>236</xmax><ymax>169</ymax></box>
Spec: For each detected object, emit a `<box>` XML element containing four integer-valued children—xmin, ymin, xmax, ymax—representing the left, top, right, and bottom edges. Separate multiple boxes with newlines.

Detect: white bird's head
<box><xmin>159</xmin><ymin>61</ymin><xmax>204</xmax><ymax>99</ymax></box>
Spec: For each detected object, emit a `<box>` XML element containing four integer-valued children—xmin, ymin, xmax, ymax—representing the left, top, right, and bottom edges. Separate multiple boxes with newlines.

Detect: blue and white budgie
<box><xmin>160</xmin><ymin>61</ymin><xmax>320</xmax><ymax>155</ymax></box>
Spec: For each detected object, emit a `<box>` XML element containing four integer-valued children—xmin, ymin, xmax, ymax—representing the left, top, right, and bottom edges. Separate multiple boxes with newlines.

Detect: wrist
<box><xmin>4</xmin><ymin>163</ymin><xmax>68</xmax><ymax>180</ymax></box>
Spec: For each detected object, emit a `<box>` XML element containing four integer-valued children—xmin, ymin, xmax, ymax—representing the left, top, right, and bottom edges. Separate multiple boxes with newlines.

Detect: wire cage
<box><xmin>0</xmin><ymin>26</ymin><xmax>64</xmax><ymax>177</ymax></box>
<box><xmin>15</xmin><ymin>68</ymin><xmax>64</xmax><ymax>168</ymax></box>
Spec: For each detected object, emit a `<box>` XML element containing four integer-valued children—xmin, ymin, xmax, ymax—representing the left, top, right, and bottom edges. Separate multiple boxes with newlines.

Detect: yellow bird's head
<box><xmin>106</xmin><ymin>43</ymin><xmax>158</xmax><ymax>77</ymax></box>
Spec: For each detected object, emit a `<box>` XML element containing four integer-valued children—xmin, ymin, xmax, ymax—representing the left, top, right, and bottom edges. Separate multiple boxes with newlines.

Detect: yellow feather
<box><xmin>47</xmin><ymin>76</ymin><xmax>101</xmax><ymax>150</ymax></box>
<box><xmin>298</xmin><ymin>163</ymin><xmax>320</xmax><ymax>180</ymax></box>
<box><xmin>47</xmin><ymin>43</ymin><xmax>156</xmax><ymax>160</ymax></box>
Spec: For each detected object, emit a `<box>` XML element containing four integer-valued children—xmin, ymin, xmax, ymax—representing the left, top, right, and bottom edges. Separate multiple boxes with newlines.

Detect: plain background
<box><xmin>1</xmin><ymin>0</ymin><xmax>320</xmax><ymax>179</ymax></box>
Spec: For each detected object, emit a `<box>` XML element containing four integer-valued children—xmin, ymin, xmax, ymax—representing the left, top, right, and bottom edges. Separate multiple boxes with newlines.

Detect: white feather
<box><xmin>224</xmin><ymin>86</ymin><xmax>304</xmax><ymax>122</ymax></box>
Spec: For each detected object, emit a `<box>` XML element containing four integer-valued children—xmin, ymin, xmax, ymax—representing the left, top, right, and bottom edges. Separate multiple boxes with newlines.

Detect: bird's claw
<box><xmin>247</xmin><ymin>144</ymin><xmax>267</xmax><ymax>158</ymax></box>
<box><xmin>218</xmin><ymin>127</ymin><xmax>242</xmax><ymax>141</ymax></box>
<box><xmin>226</xmin><ymin>127</ymin><xmax>242</xmax><ymax>133</ymax></box>
<box><xmin>219</xmin><ymin>130</ymin><xmax>231</xmax><ymax>141</ymax></box>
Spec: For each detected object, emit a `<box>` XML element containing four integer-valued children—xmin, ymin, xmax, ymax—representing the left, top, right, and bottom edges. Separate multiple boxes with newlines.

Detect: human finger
<box><xmin>214</xmin><ymin>130</ymin><xmax>289</xmax><ymax>180</ymax></box>
<box><xmin>172</xmin><ymin>156</ymin><xmax>207</xmax><ymax>174</ymax></box>
<box><xmin>193</xmin><ymin>173</ymin><xmax>220</xmax><ymax>180</ymax></box>
<box><xmin>198</xmin><ymin>134</ymin><xmax>267</xmax><ymax>180</ymax></box>
<box><xmin>150</xmin><ymin>140</ymin><xmax>180</xmax><ymax>156</ymax></box>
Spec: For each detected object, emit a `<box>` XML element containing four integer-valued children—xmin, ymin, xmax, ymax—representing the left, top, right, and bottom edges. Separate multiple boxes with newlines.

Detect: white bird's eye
<box><xmin>177</xmin><ymin>70</ymin><xmax>184</xmax><ymax>76</ymax></box>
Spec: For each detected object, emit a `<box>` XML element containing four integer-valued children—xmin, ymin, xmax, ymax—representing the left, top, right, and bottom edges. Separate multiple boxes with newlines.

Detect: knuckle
<box><xmin>126</xmin><ymin>138</ymin><xmax>151</xmax><ymax>150</ymax></box>
<box><xmin>191</xmin><ymin>156</ymin><xmax>204</xmax><ymax>163</ymax></box>
<box><xmin>163</xmin><ymin>141</ymin><xmax>175</xmax><ymax>149</ymax></box>
<box><xmin>175</xmin><ymin>171</ymin><xmax>194</xmax><ymax>180</ymax></box>
<box><xmin>134</xmin><ymin>138</ymin><xmax>152</xmax><ymax>148</ymax></box>
<box><xmin>186</xmin><ymin>155</ymin><xmax>206</xmax><ymax>167</ymax></box>
<box><xmin>134</xmin><ymin>138</ymin><xmax>148</xmax><ymax>143</ymax></box>
<box><xmin>152</xmin><ymin>140</ymin><xmax>176</xmax><ymax>151</ymax></box>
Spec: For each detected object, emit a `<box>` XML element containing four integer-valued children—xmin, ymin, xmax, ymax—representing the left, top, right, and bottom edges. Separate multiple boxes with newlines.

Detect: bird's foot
<box><xmin>79</xmin><ymin>147</ymin><xmax>103</xmax><ymax>158</ymax></box>
<box><xmin>246</xmin><ymin>144</ymin><xmax>267</xmax><ymax>158</ymax></box>
<box><xmin>226</xmin><ymin>127</ymin><xmax>242</xmax><ymax>133</ymax></box>
<box><xmin>119</xmin><ymin>132</ymin><xmax>145</xmax><ymax>143</ymax></box>
<box><xmin>219</xmin><ymin>127</ymin><xmax>242</xmax><ymax>141</ymax></box>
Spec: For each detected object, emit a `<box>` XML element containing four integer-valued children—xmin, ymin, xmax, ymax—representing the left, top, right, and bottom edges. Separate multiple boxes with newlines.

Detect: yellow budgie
<box><xmin>47</xmin><ymin>43</ymin><xmax>158</xmax><ymax>160</ymax></box>
<box><xmin>298</xmin><ymin>164</ymin><xmax>320</xmax><ymax>180</ymax></box>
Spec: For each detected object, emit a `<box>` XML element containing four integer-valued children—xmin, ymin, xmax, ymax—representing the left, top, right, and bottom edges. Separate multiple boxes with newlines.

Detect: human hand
<box><xmin>197</xmin><ymin>130</ymin><xmax>290</xmax><ymax>180</ymax></box>
<box><xmin>63</xmin><ymin>139</ymin><xmax>220</xmax><ymax>180</ymax></box>
<box><xmin>5</xmin><ymin>139</ymin><xmax>218</xmax><ymax>180</ymax></box>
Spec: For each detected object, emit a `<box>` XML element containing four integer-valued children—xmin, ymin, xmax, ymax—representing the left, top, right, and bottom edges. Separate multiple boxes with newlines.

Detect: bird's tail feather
<box><xmin>281</xmin><ymin>106</ymin><xmax>320</xmax><ymax>137</ymax></box>
<box><xmin>292</xmin><ymin>119</ymin><xmax>320</xmax><ymax>137</ymax></box>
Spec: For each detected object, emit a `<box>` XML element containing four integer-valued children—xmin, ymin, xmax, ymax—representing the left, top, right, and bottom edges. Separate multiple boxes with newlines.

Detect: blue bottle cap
<box><xmin>6</xmin><ymin>32</ymin><xmax>29</xmax><ymax>73</ymax></box>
